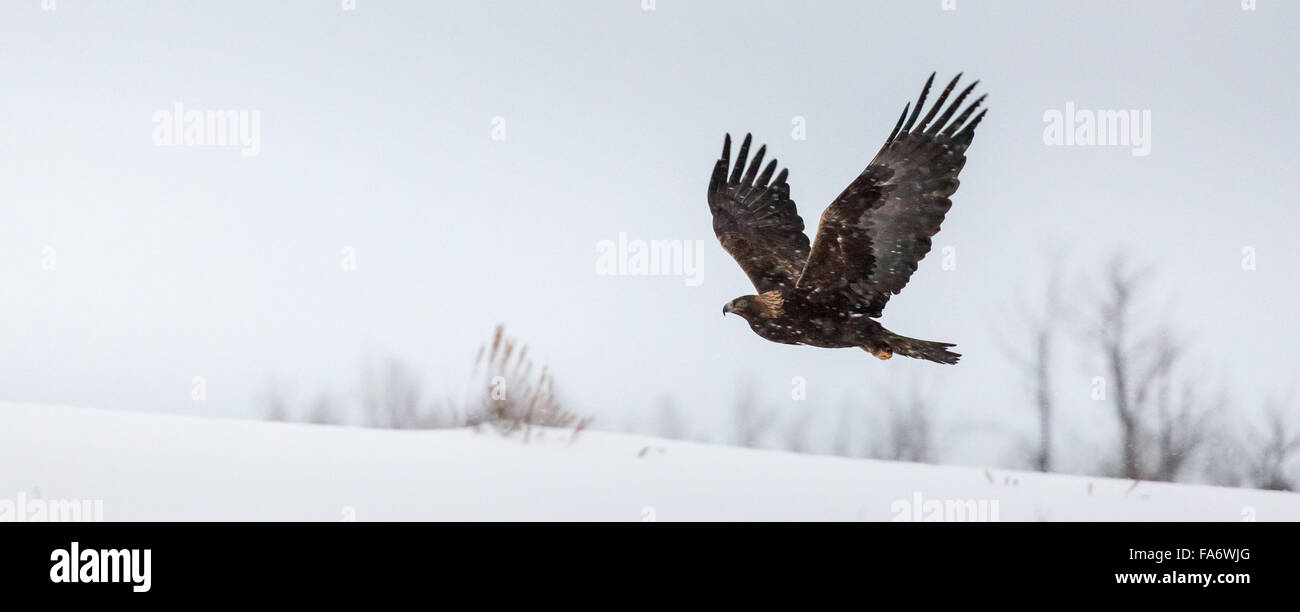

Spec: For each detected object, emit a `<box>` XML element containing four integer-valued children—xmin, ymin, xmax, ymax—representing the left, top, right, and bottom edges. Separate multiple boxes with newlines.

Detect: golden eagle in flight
<box><xmin>710</xmin><ymin>73</ymin><xmax>986</xmax><ymax>364</ymax></box>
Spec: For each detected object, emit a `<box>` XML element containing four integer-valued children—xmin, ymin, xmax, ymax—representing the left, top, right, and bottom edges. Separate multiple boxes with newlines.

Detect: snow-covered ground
<box><xmin>1</xmin><ymin>401</ymin><xmax>1297</xmax><ymax>521</ymax></box>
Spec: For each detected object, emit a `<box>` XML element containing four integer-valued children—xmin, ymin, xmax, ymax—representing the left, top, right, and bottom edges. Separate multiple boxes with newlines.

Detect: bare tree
<box><xmin>262</xmin><ymin>378</ymin><xmax>291</xmax><ymax>422</ymax></box>
<box><xmin>781</xmin><ymin>410</ymin><xmax>812</xmax><ymax>453</ymax></box>
<box><xmin>305</xmin><ymin>393</ymin><xmax>341</xmax><ymax>425</ymax></box>
<box><xmin>361</xmin><ymin>357</ymin><xmax>445</xmax><ymax>429</ymax></box>
<box><xmin>831</xmin><ymin>401</ymin><xmax>856</xmax><ymax>457</ymax></box>
<box><xmin>1243</xmin><ymin>397</ymin><xmax>1300</xmax><ymax>491</ymax></box>
<box><xmin>1201</xmin><ymin>429</ymin><xmax>1247</xmax><ymax>488</ymax></box>
<box><xmin>870</xmin><ymin>385</ymin><xmax>935</xmax><ymax>463</ymax></box>
<box><xmin>1096</xmin><ymin>257</ymin><xmax>1141</xmax><ymax>477</ymax></box>
<box><xmin>732</xmin><ymin>384</ymin><xmax>775</xmax><ymax>448</ymax></box>
<box><xmin>999</xmin><ymin>258</ymin><xmax>1065</xmax><ymax>472</ymax></box>
<box><xmin>653</xmin><ymin>397</ymin><xmax>688</xmax><ymax>440</ymax></box>
<box><xmin>1091</xmin><ymin>255</ymin><xmax>1216</xmax><ymax>482</ymax></box>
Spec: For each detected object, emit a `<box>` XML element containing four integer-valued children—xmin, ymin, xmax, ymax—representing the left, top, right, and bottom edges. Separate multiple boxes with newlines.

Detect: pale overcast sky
<box><xmin>1</xmin><ymin>1</ymin><xmax>1295</xmax><ymax>469</ymax></box>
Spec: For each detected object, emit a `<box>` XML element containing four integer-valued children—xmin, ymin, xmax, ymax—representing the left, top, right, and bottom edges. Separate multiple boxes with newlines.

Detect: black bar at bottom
<box><xmin>1</xmin><ymin>522</ymin><xmax>1290</xmax><ymax>597</ymax></box>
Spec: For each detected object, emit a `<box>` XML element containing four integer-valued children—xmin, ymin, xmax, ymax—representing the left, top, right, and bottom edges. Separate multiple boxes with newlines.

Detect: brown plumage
<box><xmin>709</xmin><ymin>73</ymin><xmax>987</xmax><ymax>364</ymax></box>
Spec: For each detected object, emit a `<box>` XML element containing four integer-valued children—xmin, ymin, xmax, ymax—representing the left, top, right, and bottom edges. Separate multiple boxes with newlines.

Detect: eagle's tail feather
<box><xmin>880</xmin><ymin>332</ymin><xmax>961</xmax><ymax>365</ymax></box>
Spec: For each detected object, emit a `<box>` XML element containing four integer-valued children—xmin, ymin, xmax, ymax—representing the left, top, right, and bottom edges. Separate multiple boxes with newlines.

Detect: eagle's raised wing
<box><xmin>797</xmin><ymin>73</ymin><xmax>986</xmax><ymax>316</ymax></box>
<box><xmin>707</xmin><ymin>133</ymin><xmax>811</xmax><ymax>293</ymax></box>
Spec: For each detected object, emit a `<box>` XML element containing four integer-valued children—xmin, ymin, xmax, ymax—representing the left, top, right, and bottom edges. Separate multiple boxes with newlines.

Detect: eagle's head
<box><xmin>722</xmin><ymin>296</ymin><xmax>751</xmax><ymax>318</ymax></box>
<box><xmin>722</xmin><ymin>292</ymin><xmax>783</xmax><ymax>320</ymax></box>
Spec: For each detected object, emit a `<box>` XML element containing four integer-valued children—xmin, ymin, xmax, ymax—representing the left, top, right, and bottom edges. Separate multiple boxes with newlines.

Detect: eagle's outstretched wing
<box><xmin>797</xmin><ymin>73</ymin><xmax>987</xmax><ymax>316</ymax></box>
<box><xmin>707</xmin><ymin>133</ymin><xmax>811</xmax><ymax>293</ymax></box>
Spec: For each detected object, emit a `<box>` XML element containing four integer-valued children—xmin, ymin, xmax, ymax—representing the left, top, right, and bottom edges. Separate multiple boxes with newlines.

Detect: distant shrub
<box><xmin>261</xmin><ymin>324</ymin><xmax>584</xmax><ymax>437</ymax></box>
<box><xmin>466</xmin><ymin>324</ymin><xmax>577</xmax><ymax>433</ymax></box>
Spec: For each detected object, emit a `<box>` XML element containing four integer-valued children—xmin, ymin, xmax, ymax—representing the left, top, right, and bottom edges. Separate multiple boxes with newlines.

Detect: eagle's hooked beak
<box><xmin>722</xmin><ymin>303</ymin><xmax>733</xmax><ymax>317</ymax></box>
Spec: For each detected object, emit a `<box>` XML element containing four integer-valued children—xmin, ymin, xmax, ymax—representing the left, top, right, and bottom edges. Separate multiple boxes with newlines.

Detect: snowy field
<box><xmin>1</xmin><ymin>401</ymin><xmax>1297</xmax><ymax>522</ymax></box>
